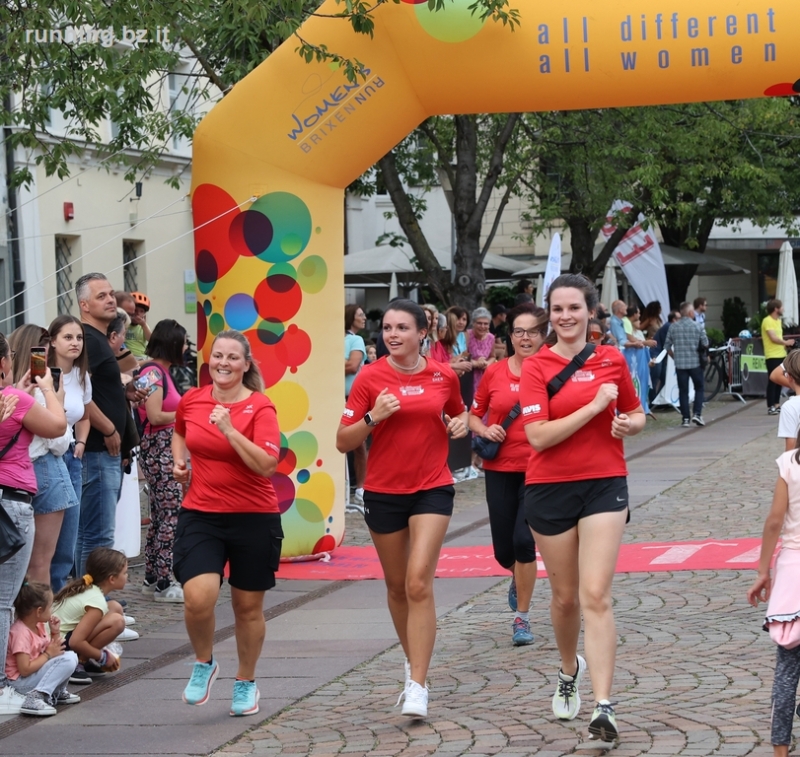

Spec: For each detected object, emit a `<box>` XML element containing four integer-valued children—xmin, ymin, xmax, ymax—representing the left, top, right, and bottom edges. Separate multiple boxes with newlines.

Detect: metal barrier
<box><xmin>725</xmin><ymin>338</ymin><xmax>746</xmax><ymax>402</ymax></box>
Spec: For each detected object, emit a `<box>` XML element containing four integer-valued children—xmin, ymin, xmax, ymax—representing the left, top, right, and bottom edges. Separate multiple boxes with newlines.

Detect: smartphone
<box><xmin>30</xmin><ymin>347</ymin><xmax>47</xmax><ymax>381</ymax></box>
<box><xmin>134</xmin><ymin>371</ymin><xmax>160</xmax><ymax>396</ymax></box>
<box><xmin>50</xmin><ymin>367</ymin><xmax>62</xmax><ymax>392</ymax></box>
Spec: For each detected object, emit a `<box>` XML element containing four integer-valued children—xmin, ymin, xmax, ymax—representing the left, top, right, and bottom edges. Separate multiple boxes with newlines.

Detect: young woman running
<box><xmin>468</xmin><ymin>303</ymin><xmax>548</xmax><ymax>646</ymax></box>
<box><xmin>520</xmin><ymin>274</ymin><xmax>644</xmax><ymax>742</ymax></box>
<box><xmin>337</xmin><ymin>299</ymin><xmax>468</xmax><ymax>720</ymax></box>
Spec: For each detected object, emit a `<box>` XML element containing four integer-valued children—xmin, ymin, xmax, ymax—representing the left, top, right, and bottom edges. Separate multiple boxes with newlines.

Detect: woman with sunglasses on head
<box><xmin>7</xmin><ymin>325</ymin><xmax>74</xmax><ymax>587</ymax></box>
<box><xmin>468</xmin><ymin>303</ymin><xmax>548</xmax><ymax>648</ymax></box>
<box><xmin>520</xmin><ymin>274</ymin><xmax>644</xmax><ymax>743</ymax></box>
<box><xmin>0</xmin><ymin>332</ymin><xmax>67</xmax><ymax>714</ymax></box>
<box><xmin>337</xmin><ymin>299</ymin><xmax>469</xmax><ymax>720</ymax></box>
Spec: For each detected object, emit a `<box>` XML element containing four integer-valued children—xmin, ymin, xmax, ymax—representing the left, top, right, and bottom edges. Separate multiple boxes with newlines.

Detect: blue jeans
<box><xmin>51</xmin><ymin>447</ymin><xmax>83</xmax><ymax>591</ymax></box>
<box><xmin>0</xmin><ymin>499</ymin><xmax>34</xmax><ymax>688</ymax></box>
<box><xmin>676</xmin><ymin>366</ymin><xmax>705</xmax><ymax>420</ymax></box>
<box><xmin>76</xmin><ymin>451</ymin><xmax>122</xmax><ymax>575</ymax></box>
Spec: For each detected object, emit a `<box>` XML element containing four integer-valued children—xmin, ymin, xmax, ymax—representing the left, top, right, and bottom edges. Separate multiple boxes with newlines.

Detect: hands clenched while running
<box><xmin>592</xmin><ymin>383</ymin><xmax>619</xmax><ymax>413</ymax></box>
<box><xmin>611</xmin><ymin>413</ymin><xmax>633</xmax><ymax>439</ymax></box>
<box><xmin>371</xmin><ymin>388</ymin><xmax>400</xmax><ymax>423</ymax></box>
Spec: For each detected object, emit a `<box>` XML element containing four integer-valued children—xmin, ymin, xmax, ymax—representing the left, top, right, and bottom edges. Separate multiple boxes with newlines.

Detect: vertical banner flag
<box><xmin>542</xmin><ymin>233</ymin><xmax>562</xmax><ymax>305</ymax></box>
<box><xmin>601</xmin><ymin>201</ymin><xmax>670</xmax><ymax>318</ymax></box>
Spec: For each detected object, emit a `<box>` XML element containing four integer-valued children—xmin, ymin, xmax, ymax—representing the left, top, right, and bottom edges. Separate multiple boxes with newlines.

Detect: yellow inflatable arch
<box><xmin>191</xmin><ymin>0</ymin><xmax>800</xmax><ymax>558</ymax></box>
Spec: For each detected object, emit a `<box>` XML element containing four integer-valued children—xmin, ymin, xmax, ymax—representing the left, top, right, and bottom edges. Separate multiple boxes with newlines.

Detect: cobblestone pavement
<box><xmin>209</xmin><ymin>405</ymin><xmax>784</xmax><ymax>757</ymax></box>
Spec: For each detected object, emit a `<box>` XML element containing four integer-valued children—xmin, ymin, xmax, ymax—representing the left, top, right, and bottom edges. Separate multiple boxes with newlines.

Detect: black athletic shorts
<box><xmin>524</xmin><ymin>476</ymin><xmax>629</xmax><ymax>536</ymax></box>
<box><xmin>363</xmin><ymin>485</ymin><xmax>455</xmax><ymax>534</ymax></box>
<box><xmin>173</xmin><ymin>509</ymin><xmax>283</xmax><ymax>592</ymax></box>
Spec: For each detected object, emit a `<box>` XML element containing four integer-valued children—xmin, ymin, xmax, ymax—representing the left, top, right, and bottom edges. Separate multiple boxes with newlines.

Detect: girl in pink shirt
<box><xmin>5</xmin><ymin>580</ymin><xmax>79</xmax><ymax>716</ymax></box>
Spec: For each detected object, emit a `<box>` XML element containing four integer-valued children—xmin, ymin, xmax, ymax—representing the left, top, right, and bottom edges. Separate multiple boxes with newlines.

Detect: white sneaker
<box><xmin>124</xmin><ymin>614</ymin><xmax>136</xmax><ymax>626</ymax></box>
<box><xmin>401</xmin><ymin>680</ymin><xmax>428</xmax><ymax>718</ymax></box>
<box><xmin>552</xmin><ymin>655</ymin><xmax>586</xmax><ymax>720</ymax></box>
<box><xmin>153</xmin><ymin>582</ymin><xmax>184</xmax><ymax>603</ymax></box>
<box><xmin>403</xmin><ymin>658</ymin><xmax>411</xmax><ymax>689</ymax></box>
<box><xmin>0</xmin><ymin>686</ymin><xmax>26</xmax><ymax>715</ymax></box>
<box><xmin>116</xmin><ymin>626</ymin><xmax>140</xmax><ymax>642</ymax></box>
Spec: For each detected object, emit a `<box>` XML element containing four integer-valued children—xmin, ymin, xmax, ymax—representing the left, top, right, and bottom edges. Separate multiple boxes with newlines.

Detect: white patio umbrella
<box><xmin>600</xmin><ymin>258</ymin><xmax>618</xmax><ymax>313</ymax></box>
<box><xmin>776</xmin><ymin>241</ymin><xmax>799</xmax><ymax>326</ymax></box>
<box><xmin>536</xmin><ymin>274</ymin><xmax>544</xmax><ymax>307</ymax></box>
<box><xmin>388</xmin><ymin>271</ymin><xmax>399</xmax><ymax>299</ymax></box>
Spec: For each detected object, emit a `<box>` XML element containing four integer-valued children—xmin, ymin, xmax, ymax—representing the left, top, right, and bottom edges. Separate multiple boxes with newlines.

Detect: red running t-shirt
<box><xmin>342</xmin><ymin>357</ymin><xmax>466</xmax><ymax>494</ymax></box>
<box><xmin>470</xmin><ymin>360</ymin><xmax>531</xmax><ymax>473</ymax></box>
<box><xmin>519</xmin><ymin>345</ymin><xmax>640</xmax><ymax>484</ymax></box>
<box><xmin>175</xmin><ymin>385</ymin><xmax>281</xmax><ymax>513</ymax></box>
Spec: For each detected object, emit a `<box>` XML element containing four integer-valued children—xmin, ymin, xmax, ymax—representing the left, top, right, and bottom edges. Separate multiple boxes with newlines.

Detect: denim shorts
<box><xmin>32</xmin><ymin>452</ymin><xmax>80</xmax><ymax>516</ymax></box>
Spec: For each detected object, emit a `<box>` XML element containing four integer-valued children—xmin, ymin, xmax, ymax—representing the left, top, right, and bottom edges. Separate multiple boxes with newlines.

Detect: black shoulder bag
<box><xmin>471</xmin><ymin>344</ymin><xmax>596</xmax><ymax>461</ymax></box>
<box><xmin>0</xmin><ymin>431</ymin><xmax>26</xmax><ymax>565</ymax></box>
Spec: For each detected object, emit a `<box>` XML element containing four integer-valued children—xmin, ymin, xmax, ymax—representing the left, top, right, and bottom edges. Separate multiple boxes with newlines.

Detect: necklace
<box><xmin>211</xmin><ymin>388</ymin><xmax>247</xmax><ymax>408</ymax></box>
<box><xmin>388</xmin><ymin>354</ymin><xmax>422</xmax><ymax>373</ymax></box>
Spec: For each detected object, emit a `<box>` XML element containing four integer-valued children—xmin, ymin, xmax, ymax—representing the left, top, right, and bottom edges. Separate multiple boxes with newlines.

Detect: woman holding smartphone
<box><xmin>46</xmin><ymin>315</ymin><xmax>92</xmax><ymax>592</ymax></box>
<box><xmin>0</xmin><ymin>330</ymin><xmax>67</xmax><ymax>714</ymax></box>
<box><xmin>8</xmin><ymin>325</ymin><xmax>75</xmax><ymax>586</ymax></box>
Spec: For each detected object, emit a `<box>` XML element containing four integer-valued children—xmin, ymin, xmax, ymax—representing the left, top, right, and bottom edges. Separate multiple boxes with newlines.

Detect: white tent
<box><xmin>776</xmin><ymin>240</ymin><xmax>798</xmax><ymax>327</ymax></box>
<box><xmin>513</xmin><ymin>245</ymin><xmax>749</xmax><ymax>278</ymax></box>
<box><xmin>600</xmin><ymin>259</ymin><xmax>618</xmax><ymax>313</ymax></box>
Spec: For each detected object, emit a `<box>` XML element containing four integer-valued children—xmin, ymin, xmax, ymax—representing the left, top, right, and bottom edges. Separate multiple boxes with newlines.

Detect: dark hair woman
<box><xmin>469</xmin><ymin>303</ymin><xmax>548</xmax><ymax>647</ymax></box>
<box><xmin>46</xmin><ymin>315</ymin><xmax>92</xmax><ymax>592</ymax></box>
<box><xmin>138</xmin><ymin>320</ymin><xmax>188</xmax><ymax>603</ymax></box>
<box><xmin>344</xmin><ymin>305</ymin><xmax>368</xmax><ymax>506</ymax></box>
<box><xmin>336</xmin><ymin>298</ymin><xmax>469</xmax><ymax>720</ymax></box>
<box><xmin>520</xmin><ymin>274</ymin><xmax>644</xmax><ymax>742</ymax></box>
<box><xmin>172</xmin><ymin>329</ymin><xmax>281</xmax><ymax>718</ymax></box>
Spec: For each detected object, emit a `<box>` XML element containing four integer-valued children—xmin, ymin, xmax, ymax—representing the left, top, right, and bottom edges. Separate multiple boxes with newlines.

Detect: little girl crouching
<box><xmin>5</xmin><ymin>580</ymin><xmax>79</xmax><ymax>716</ymax></box>
<box><xmin>53</xmin><ymin>548</ymin><xmax>127</xmax><ymax>676</ymax></box>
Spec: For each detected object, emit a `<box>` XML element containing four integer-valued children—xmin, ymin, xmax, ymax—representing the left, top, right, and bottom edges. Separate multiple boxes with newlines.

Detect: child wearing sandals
<box><xmin>5</xmin><ymin>580</ymin><xmax>80</xmax><ymax>716</ymax></box>
<box><xmin>52</xmin><ymin>548</ymin><xmax>127</xmax><ymax>676</ymax></box>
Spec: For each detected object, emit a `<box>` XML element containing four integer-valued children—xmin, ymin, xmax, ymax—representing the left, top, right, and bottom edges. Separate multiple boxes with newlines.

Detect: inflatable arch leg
<box><xmin>191</xmin><ymin>0</ymin><xmax>800</xmax><ymax>558</ymax></box>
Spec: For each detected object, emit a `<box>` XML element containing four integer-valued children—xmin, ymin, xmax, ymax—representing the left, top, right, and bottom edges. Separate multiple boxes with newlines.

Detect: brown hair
<box><xmin>8</xmin><ymin>324</ymin><xmax>50</xmax><ymax>386</ymax></box>
<box><xmin>47</xmin><ymin>315</ymin><xmax>89</xmax><ymax>385</ymax></box>
<box><xmin>211</xmin><ymin>329</ymin><xmax>264</xmax><ymax>393</ymax></box>
<box><xmin>344</xmin><ymin>304</ymin><xmax>362</xmax><ymax>333</ymax></box>
<box><xmin>13</xmin><ymin>579</ymin><xmax>53</xmax><ymax>618</ymax></box>
<box><xmin>54</xmin><ymin>548</ymin><xmax>127</xmax><ymax>604</ymax></box>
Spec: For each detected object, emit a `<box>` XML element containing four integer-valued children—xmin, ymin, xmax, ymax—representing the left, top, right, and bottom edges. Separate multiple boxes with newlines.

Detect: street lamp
<box><xmin>436</xmin><ymin>162</ymin><xmax>457</xmax><ymax>284</ymax></box>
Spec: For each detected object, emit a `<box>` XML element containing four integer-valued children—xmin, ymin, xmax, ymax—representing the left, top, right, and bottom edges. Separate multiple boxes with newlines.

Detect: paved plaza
<box><xmin>0</xmin><ymin>398</ymin><xmax>789</xmax><ymax>756</ymax></box>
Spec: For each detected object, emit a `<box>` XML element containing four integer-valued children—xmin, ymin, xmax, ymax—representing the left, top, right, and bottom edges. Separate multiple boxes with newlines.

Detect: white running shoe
<box><xmin>552</xmin><ymin>655</ymin><xmax>586</xmax><ymax>720</ymax></box>
<box><xmin>116</xmin><ymin>626</ymin><xmax>140</xmax><ymax>642</ymax></box>
<box><xmin>0</xmin><ymin>686</ymin><xmax>26</xmax><ymax>715</ymax></box>
<box><xmin>401</xmin><ymin>680</ymin><xmax>428</xmax><ymax>718</ymax></box>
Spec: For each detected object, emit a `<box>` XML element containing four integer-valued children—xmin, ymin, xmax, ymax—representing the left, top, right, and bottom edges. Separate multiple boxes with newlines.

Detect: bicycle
<box><xmin>704</xmin><ymin>340</ymin><xmax>744</xmax><ymax>403</ymax></box>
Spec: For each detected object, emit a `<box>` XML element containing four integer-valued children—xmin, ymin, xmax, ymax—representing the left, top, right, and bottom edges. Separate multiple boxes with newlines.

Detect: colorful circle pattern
<box><xmin>400</xmin><ymin>0</ymin><xmax>485</xmax><ymax>43</ymax></box>
<box><xmin>192</xmin><ymin>184</ymin><xmax>336</xmax><ymax>558</ymax></box>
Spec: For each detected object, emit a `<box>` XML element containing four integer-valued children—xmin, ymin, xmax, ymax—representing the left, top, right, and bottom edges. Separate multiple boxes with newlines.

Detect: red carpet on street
<box><xmin>278</xmin><ymin>538</ymin><xmax>766</xmax><ymax>580</ymax></box>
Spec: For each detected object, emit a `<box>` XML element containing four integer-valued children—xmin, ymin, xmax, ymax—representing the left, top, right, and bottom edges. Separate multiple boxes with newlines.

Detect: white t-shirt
<box><xmin>778</xmin><ymin>396</ymin><xmax>800</xmax><ymax>440</ymax></box>
<box><xmin>62</xmin><ymin>366</ymin><xmax>93</xmax><ymax>429</ymax></box>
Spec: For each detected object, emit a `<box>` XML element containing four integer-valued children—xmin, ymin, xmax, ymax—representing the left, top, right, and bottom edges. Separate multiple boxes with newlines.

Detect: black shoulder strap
<box><xmin>0</xmin><ymin>432</ymin><xmax>21</xmax><ymax>462</ymax></box>
<box><xmin>547</xmin><ymin>344</ymin><xmax>596</xmax><ymax>398</ymax></box>
<box><xmin>499</xmin><ymin>403</ymin><xmax>521</xmax><ymax>430</ymax></box>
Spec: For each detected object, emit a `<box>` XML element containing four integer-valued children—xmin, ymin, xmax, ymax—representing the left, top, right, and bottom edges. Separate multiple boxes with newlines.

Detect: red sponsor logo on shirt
<box><xmin>432</xmin><ymin>371</ymin><xmax>443</xmax><ymax>382</ymax></box>
<box><xmin>510</xmin><ymin>383</ymin><xmax>520</xmax><ymax>392</ymax></box>
<box><xmin>571</xmin><ymin>370</ymin><xmax>595</xmax><ymax>383</ymax></box>
<box><xmin>522</xmin><ymin>404</ymin><xmax>542</xmax><ymax>416</ymax></box>
<box><xmin>342</xmin><ymin>407</ymin><xmax>354</xmax><ymax>418</ymax></box>
<box><xmin>400</xmin><ymin>385</ymin><xmax>424</xmax><ymax>396</ymax></box>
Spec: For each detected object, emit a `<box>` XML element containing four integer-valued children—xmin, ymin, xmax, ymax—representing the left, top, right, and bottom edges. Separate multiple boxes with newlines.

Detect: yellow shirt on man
<box><xmin>762</xmin><ymin>314</ymin><xmax>787</xmax><ymax>360</ymax></box>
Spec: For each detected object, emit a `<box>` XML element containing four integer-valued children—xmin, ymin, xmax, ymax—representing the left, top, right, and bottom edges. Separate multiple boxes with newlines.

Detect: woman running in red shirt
<box><xmin>337</xmin><ymin>299</ymin><xmax>469</xmax><ymax>720</ymax></box>
<box><xmin>520</xmin><ymin>274</ymin><xmax>644</xmax><ymax>743</ymax></box>
<box><xmin>468</xmin><ymin>303</ymin><xmax>548</xmax><ymax>647</ymax></box>
<box><xmin>171</xmin><ymin>330</ymin><xmax>282</xmax><ymax>718</ymax></box>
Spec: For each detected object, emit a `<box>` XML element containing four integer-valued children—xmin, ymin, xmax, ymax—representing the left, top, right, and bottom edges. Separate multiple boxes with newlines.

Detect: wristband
<box><xmin>44</xmin><ymin>651</ymin><xmax>51</xmax><ymax>660</ymax></box>
<box><xmin>103</xmin><ymin>430</ymin><xmax>117</xmax><ymax>438</ymax></box>
<box><xmin>75</xmin><ymin>441</ymin><xmax>85</xmax><ymax>446</ymax></box>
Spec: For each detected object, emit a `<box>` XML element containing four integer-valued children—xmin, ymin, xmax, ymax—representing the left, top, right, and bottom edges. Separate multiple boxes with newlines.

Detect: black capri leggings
<box><xmin>484</xmin><ymin>469</ymin><xmax>536</xmax><ymax>569</ymax></box>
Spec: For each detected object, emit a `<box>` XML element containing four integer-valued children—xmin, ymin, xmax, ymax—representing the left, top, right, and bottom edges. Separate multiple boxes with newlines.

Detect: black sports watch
<box><xmin>364</xmin><ymin>412</ymin><xmax>379</xmax><ymax>427</ymax></box>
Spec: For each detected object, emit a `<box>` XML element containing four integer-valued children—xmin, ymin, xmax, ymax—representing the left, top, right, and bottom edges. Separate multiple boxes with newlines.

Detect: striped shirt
<box><xmin>664</xmin><ymin>317</ymin><xmax>708</xmax><ymax>369</ymax></box>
